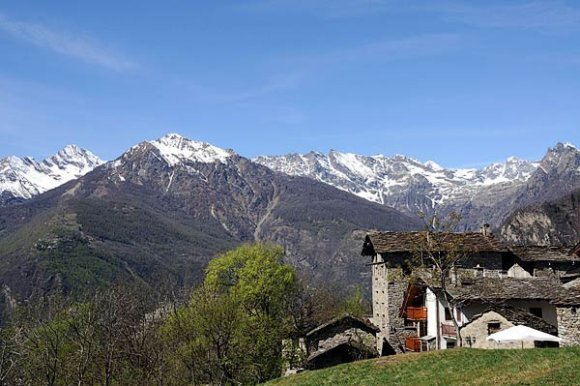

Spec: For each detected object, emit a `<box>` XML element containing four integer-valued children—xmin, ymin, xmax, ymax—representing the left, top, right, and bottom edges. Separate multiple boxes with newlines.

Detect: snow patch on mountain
<box><xmin>148</xmin><ymin>133</ymin><xmax>233</xmax><ymax>166</ymax></box>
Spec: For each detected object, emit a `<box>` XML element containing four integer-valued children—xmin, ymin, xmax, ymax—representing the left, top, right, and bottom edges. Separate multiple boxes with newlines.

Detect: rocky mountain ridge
<box><xmin>255</xmin><ymin>143</ymin><xmax>580</xmax><ymax>228</ymax></box>
<box><xmin>2</xmin><ymin>136</ymin><xmax>579</xmax><ymax>232</ymax></box>
<box><xmin>0</xmin><ymin>145</ymin><xmax>103</xmax><ymax>206</ymax></box>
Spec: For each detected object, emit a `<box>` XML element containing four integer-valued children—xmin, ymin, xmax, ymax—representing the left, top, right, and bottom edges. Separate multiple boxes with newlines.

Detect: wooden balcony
<box><xmin>406</xmin><ymin>306</ymin><xmax>427</xmax><ymax>320</ymax></box>
<box><xmin>405</xmin><ymin>337</ymin><xmax>422</xmax><ymax>352</ymax></box>
<box><xmin>441</xmin><ymin>323</ymin><xmax>457</xmax><ymax>337</ymax></box>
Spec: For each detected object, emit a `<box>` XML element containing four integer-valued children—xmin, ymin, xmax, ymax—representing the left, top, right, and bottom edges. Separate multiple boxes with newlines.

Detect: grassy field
<box><xmin>266</xmin><ymin>348</ymin><xmax>580</xmax><ymax>386</ymax></box>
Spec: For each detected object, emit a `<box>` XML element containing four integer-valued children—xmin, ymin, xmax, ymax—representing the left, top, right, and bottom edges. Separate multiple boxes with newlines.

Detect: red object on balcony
<box><xmin>406</xmin><ymin>306</ymin><xmax>427</xmax><ymax>320</ymax></box>
<box><xmin>441</xmin><ymin>323</ymin><xmax>457</xmax><ymax>336</ymax></box>
<box><xmin>405</xmin><ymin>337</ymin><xmax>422</xmax><ymax>352</ymax></box>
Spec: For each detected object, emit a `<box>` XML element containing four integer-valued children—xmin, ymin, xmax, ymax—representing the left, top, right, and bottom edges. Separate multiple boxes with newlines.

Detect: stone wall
<box><xmin>372</xmin><ymin>254</ymin><xmax>389</xmax><ymax>354</ymax></box>
<box><xmin>370</xmin><ymin>254</ymin><xmax>412</xmax><ymax>355</ymax></box>
<box><xmin>508</xmin><ymin>263</ymin><xmax>532</xmax><ymax>279</ymax></box>
<box><xmin>386</xmin><ymin>279</ymin><xmax>411</xmax><ymax>353</ymax></box>
<box><xmin>557</xmin><ymin>306</ymin><xmax>580</xmax><ymax>346</ymax></box>
<box><xmin>459</xmin><ymin>311</ymin><xmax>534</xmax><ymax>349</ymax></box>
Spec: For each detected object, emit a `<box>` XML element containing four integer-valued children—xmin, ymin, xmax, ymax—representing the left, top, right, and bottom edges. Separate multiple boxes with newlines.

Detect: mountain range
<box><xmin>255</xmin><ymin>143</ymin><xmax>580</xmax><ymax>230</ymax></box>
<box><xmin>0</xmin><ymin>134</ymin><xmax>419</xmax><ymax>310</ymax></box>
<box><xmin>0</xmin><ymin>134</ymin><xmax>579</xmax><ymax>312</ymax></box>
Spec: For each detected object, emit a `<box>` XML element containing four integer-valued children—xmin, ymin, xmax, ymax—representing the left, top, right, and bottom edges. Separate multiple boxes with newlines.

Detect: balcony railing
<box><xmin>405</xmin><ymin>337</ymin><xmax>422</xmax><ymax>352</ymax></box>
<box><xmin>441</xmin><ymin>323</ymin><xmax>457</xmax><ymax>336</ymax></box>
<box><xmin>406</xmin><ymin>306</ymin><xmax>427</xmax><ymax>320</ymax></box>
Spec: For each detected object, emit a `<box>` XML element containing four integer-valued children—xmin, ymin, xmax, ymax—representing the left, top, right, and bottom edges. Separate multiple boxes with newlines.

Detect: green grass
<box><xmin>266</xmin><ymin>348</ymin><xmax>580</xmax><ymax>386</ymax></box>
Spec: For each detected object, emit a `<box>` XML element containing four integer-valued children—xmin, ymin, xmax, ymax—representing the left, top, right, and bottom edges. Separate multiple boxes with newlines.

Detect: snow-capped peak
<box><xmin>424</xmin><ymin>160</ymin><xmax>444</xmax><ymax>171</ymax></box>
<box><xmin>46</xmin><ymin>144</ymin><xmax>102</xmax><ymax>171</ymax></box>
<box><xmin>563</xmin><ymin>142</ymin><xmax>577</xmax><ymax>150</ymax></box>
<box><xmin>0</xmin><ymin>146</ymin><xmax>103</xmax><ymax>202</ymax></box>
<box><xmin>254</xmin><ymin>148</ymin><xmax>543</xmax><ymax>215</ymax></box>
<box><xmin>148</xmin><ymin>133</ymin><xmax>234</xmax><ymax>166</ymax></box>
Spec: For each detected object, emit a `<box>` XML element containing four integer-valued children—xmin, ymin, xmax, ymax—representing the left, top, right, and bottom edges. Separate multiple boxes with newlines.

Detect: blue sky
<box><xmin>0</xmin><ymin>1</ymin><xmax>579</xmax><ymax>168</ymax></box>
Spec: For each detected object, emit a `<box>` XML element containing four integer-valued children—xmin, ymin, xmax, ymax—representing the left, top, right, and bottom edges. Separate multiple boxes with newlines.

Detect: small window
<box><xmin>487</xmin><ymin>322</ymin><xmax>501</xmax><ymax>335</ymax></box>
<box><xmin>529</xmin><ymin>307</ymin><xmax>543</xmax><ymax>318</ymax></box>
<box><xmin>455</xmin><ymin>308</ymin><xmax>462</xmax><ymax>323</ymax></box>
<box><xmin>419</xmin><ymin>321</ymin><xmax>428</xmax><ymax>337</ymax></box>
<box><xmin>444</xmin><ymin>308</ymin><xmax>453</xmax><ymax>321</ymax></box>
<box><xmin>572</xmin><ymin>307</ymin><xmax>577</xmax><ymax>315</ymax></box>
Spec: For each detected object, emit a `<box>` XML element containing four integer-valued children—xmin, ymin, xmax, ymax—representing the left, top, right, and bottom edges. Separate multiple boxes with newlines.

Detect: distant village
<box><xmin>287</xmin><ymin>226</ymin><xmax>580</xmax><ymax>372</ymax></box>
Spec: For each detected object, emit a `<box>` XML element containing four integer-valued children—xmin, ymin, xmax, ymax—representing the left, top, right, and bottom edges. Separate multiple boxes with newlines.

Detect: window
<box><xmin>487</xmin><ymin>322</ymin><xmax>501</xmax><ymax>335</ymax></box>
<box><xmin>444</xmin><ymin>308</ymin><xmax>453</xmax><ymax>321</ymax></box>
<box><xmin>572</xmin><ymin>307</ymin><xmax>577</xmax><ymax>315</ymax></box>
<box><xmin>419</xmin><ymin>321</ymin><xmax>428</xmax><ymax>337</ymax></box>
<box><xmin>529</xmin><ymin>307</ymin><xmax>543</xmax><ymax>318</ymax></box>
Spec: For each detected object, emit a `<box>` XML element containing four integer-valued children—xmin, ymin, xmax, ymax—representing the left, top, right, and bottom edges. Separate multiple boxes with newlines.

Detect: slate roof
<box><xmin>552</xmin><ymin>285</ymin><xmax>580</xmax><ymax>306</ymax></box>
<box><xmin>449</xmin><ymin>277</ymin><xmax>563</xmax><ymax>302</ymax></box>
<box><xmin>465</xmin><ymin>305</ymin><xmax>558</xmax><ymax>335</ymax></box>
<box><xmin>361</xmin><ymin>231</ymin><xmax>508</xmax><ymax>256</ymax></box>
<box><xmin>509</xmin><ymin>246</ymin><xmax>577</xmax><ymax>263</ymax></box>
<box><xmin>306</xmin><ymin>314</ymin><xmax>379</xmax><ymax>338</ymax></box>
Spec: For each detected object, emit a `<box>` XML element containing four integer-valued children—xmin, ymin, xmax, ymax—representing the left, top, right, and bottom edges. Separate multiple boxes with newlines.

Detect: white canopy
<box><xmin>486</xmin><ymin>325</ymin><xmax>562</xmax><ymax>343</ymax></box>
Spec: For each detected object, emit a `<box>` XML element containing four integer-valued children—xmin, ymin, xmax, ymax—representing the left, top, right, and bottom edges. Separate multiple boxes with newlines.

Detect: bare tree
<box><xmin>411</xmin><ymin>212</ymin><xmax>473</xmax><ymax>347</ymax></box>
<box><xmin>67</xmin><ymin>298</ymin><xmax>98</xmax><ymax>386</ymax></box>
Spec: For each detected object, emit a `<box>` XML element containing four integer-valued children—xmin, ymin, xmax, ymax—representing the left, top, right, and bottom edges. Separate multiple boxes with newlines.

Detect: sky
<box><xmin>0</xmin><ymin>1</ymin><xmax>579</xmax><ymax>168</ymax></box>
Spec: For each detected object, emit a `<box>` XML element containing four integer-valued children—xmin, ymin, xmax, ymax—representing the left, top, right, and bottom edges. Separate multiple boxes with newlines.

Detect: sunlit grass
<box><xmin>266</xmin><ymin>347</ymin><xmax>580</xmax><ymax>386</ymax></box>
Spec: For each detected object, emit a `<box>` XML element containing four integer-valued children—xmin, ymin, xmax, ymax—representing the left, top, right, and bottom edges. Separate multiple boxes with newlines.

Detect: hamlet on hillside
<box><xmin>285</xmin><ymin>227</ymin><xmax>580</xmax><ymax>371</ymax></box>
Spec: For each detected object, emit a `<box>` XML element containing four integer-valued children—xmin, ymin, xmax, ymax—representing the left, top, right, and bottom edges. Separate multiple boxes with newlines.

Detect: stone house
<box><xmin>507</xmin><ymin>246</ymin><xmax>579</xmax><ymax>279</ymax></box>
<box><xmin>460</xmin><ymin>306</ymin><xmax>558</xmax><ymax>349</ymax></box>
<box><xmin>283</xmin><ymin>314</ymin><xmax>379</xmax><ymax>373</ymax></box>
<box><xmin>399</xmin><ymin>276</ymin><xmax>563</xmax><ymax>351</ymax></box>
<box><xmin>361</xmin><ymin>230</ymin><xmax>580</xmax><ymax>354</ymax></box>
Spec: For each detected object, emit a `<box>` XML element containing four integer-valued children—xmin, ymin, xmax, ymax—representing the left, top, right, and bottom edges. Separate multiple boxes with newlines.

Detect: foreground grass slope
<box><xmin>267</xmin><ymin>348</ymin><xmax>580</xmax><ymax>386</ymax></box>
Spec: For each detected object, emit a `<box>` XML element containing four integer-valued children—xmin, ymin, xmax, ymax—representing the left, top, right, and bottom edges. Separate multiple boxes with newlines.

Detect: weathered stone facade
<box><xmin>460</xmin><ymin>311</ymin><xmax>532</xmax><ymax>349</ymax></box>
<box><xmin>371</xmin><ymin>255</ymin><xmax>410</xmax><ymax>354</ymax></box>
<box><xmin>556</xmin><ymin>306</ymin><xmax>580</xmax><ymax>346</ymax></box>
<box><xmin>371</xmin><ymin>253</ymin><xmax>389</xmax><ymax>354</ymax></box>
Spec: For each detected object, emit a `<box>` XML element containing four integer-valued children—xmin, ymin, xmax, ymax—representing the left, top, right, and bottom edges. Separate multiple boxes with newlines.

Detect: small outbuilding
<box><xmin>460</xmin><ymin>306</ymin><xmax>558</xmax><ymax>349</ymax></box>
<box><xmin>283</xmin><ymin>314</ymin><xmax>379</xmax><ymax>373</ymax></box>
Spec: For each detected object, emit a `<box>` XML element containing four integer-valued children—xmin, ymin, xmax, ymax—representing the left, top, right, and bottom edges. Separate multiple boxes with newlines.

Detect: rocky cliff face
<box><xmin>500</xmin><ymin>187</ymin><xmax>580</xmax><ymax>246</ymax></box>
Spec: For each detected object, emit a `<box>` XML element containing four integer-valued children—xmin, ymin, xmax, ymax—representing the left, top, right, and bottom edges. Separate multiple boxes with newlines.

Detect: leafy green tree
<box><xmin>342</xmin><ymin>286</ymin><xmax>369</xmax><ymax>318</ymax></box>
<box><xmin>205</xmin><ymin>243</ymin><xmax>296</xmax><ymax>317</ymax></box>
<box><xmin>164</xmin><ymin>243</ymin><xmax>298</xmax><ymax>385</ymax></box>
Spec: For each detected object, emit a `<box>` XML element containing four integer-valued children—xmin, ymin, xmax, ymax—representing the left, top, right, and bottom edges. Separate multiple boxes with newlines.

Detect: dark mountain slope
<box><xmin>0</xmin><ymin>135</ymin><xmax>421</xmax><ymax>303</ymax></box>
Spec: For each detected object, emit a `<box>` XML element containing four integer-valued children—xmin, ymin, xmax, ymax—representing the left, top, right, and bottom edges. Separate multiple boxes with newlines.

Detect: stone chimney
<box><xmin>481</xmin><ymin>223</ymin><xmax>491</xmax><ymax>237</ymax></box>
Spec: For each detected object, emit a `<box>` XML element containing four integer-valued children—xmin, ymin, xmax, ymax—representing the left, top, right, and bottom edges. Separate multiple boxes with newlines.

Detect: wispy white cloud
<box><xmin>238</xmin><ymin>0</ymin><xmax>400</xmax><ymax>18</ymax></box>
<box><xmin>282</xmin><ymin>33</ymin><xmax>461</xmax><ymax>70</ymax></box>
<box><xmin>0</xmin><ymin>12</ymin><xmax>136</xmax><ymax>71</ymax></box>
<box><xmin>182</xmin><ymin>72</ymin><xmax>304</xmax><ymax>104</ymax></box>
<box><xmin>429</xmin><ymin>1</ymin><xmax>580</xmax><ymax>30</ymax></box>
<box><xmin>241</xmin><ymin>0</ymin><xmax>580</xmax><ymax>30</ymax></box>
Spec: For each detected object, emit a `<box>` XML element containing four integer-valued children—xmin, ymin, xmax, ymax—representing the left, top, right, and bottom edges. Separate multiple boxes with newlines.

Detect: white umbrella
<box><xmin>486</xmin><ymin>325</ymin><xmax>562</xmax><ymax>345</ymax></box>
